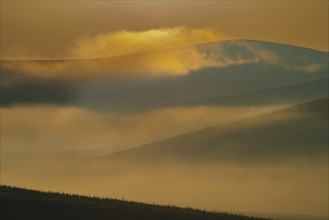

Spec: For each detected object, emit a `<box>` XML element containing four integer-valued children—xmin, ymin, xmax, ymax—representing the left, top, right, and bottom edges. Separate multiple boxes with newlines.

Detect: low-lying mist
<box><xmin>1</xmin><ymin>104</ymin><xmax>286</xmax><ymax>168</ymax></box>
<box><xmin>3</xmin><ymin>157</ymin><xmax>328</xmax><ymax>218</ymax></box>
<box><xmin>1</xmin><ymin>101</ymin><xmax>328</xmax><ymax>218</ymax></box>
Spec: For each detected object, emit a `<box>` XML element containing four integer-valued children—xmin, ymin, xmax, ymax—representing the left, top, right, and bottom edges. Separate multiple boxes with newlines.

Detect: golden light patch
<box><xmin>1</xmin><ymin>27</ymin><xmax>230</xmax><ymax>79</ymax></box>
<box><xmin>70</xmin><ymin>27</ymin><xmax>229</xmax><ymax>59</ymax></box>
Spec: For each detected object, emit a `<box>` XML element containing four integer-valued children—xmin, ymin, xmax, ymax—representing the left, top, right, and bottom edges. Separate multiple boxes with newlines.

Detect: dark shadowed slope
<box><xmin>0</xmin><ymin>185</ymin><xmax>268</xmax><ymax>220</ymax></box>
<box><xmin>101</xmin><ymin>98</ymin><xmax>328</xmax><ymax>164</ymax></box>
<box><xmin>177</xmin><ymin>77</ymin><xmax>328</xmax><ymax>107</ymax></box>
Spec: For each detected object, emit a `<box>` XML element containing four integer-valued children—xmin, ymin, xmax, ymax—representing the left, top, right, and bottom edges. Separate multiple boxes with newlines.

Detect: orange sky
<box><xmin>1</xmin><ymin>1</ymin><xmax>328</xmax><ymax>60</ymax></box>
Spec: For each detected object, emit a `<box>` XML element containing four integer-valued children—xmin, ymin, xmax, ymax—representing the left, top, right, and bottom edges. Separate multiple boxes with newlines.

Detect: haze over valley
<box><xmin>1</xmin><ymin>1</ymin><xmax>328</xmax><ymax>219</ymax></box>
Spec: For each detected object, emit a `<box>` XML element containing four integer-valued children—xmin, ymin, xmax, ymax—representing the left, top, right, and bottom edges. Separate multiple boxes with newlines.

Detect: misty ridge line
<box><xmin>0</xmin><ymin>39</ymin><xmax>223</xmax><ymax>62</ymax></box>
<box><xmin>2</xmin><ymin>38</ymin><xmax>327</xmax><ymax>80</ymax></box>
<box><xmin>150</xmin><ymin>77</ymin><xmax>329</xmax><ymax>109</ymax></box>
<box><xmin>1</xmin><ymin>39</ymin><xmax>327</xmax><ymax>62</ymax></box>
<box><xmin>97</xmin><ymin>97</ymin><xmax>328</xmax><ymax>158</ymax></box>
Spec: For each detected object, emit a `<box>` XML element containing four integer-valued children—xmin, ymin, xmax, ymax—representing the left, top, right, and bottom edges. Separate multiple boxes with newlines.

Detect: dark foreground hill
<box><xmin>0</xmin><ymin>185</ymin><xmax>268</xmax><ymax>220</ymax></box>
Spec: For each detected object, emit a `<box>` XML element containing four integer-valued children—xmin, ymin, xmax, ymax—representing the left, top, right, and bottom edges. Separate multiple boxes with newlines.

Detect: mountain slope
<box><xmin>102</xmin><ymin>98</ymin><xmax>328</xmax><ymax>164</ymax></box>
<box><xmin>1</xmin><ymin>40</ymin><xmax>328</xmax><ymax>112</ymax></box>
<box><xmin>0</xmin><ymin>185</ymin><xmax>267</xmax><ymax>220</ymax></box>
<box><xmin>75</xmin><ymin>40</ymin><xmax>329</xmax><ymax>112</ymax></box>
<box><xmin>178</xmin><ymin>77</ymin><xmax>328</xmax><ymax>107</ymax></box>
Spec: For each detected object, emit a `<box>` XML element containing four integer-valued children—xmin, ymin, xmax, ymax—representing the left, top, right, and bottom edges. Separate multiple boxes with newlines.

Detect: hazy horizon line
<box><xmin>1</xmin><ymin>38</ymin><xmax>328</xmax><ymax>62</ymax></box>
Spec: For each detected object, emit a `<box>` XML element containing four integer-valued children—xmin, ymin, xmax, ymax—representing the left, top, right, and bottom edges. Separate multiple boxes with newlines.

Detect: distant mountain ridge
<box><xmin>1</xmin><ymin>39</ymin><xmax>328</xmax><ymax>62</ymax></box>
<box><xmin>73</xmin><ymin>40</ymin><xmax>328</xmax><ymax>112</ymax></box>
<box><xmin>1</xmin><ymin>40</ymin><xmax>328</xmax><ymax>111</ymax></box>
<box><xmin>197</xmin><ymin>39</ymin><xmax>328</xmax><ymax>70</ymax></box>
<box><xmin>170</xmin><ymin>77</ymin><xmax>328</xmax><ymax>107</ymax></box>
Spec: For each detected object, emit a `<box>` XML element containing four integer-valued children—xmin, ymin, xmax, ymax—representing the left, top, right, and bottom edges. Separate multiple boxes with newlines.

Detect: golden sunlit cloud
<box><xmin>1</xmin><ymin>48</ymin><xmax>214</xmax><ymax>79</ymax></box>
<box><xmin>70</xmin><ymin>27</ymin><xmax>229</xmax><ymax>59</ymax></box>
<box><xmin>1</xmin><ymin>27</ymin><xmax>325</xmax><ymax>80</ymax></box>
<box><xmin>2</xmin><ymin>27</ymin><xmax>229</xmax><ymax>78</ymax></box>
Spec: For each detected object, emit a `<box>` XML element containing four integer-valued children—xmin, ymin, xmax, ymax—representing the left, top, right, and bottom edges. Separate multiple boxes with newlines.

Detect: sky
<box><xmin>1</xmin><ymin>1</ymin><xmax>328</xmax><ymax>218</ymax></box>
<box><xmin>1</xmin><ymin>0</ymin><xmax>328</xmax><ymax>60</ymax></box>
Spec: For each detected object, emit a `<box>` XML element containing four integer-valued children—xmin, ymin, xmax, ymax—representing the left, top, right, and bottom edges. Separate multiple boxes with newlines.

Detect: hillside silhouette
<box><xmin>0</xmin><ymin>185</ymin><xmax>269</xmax><ymax>220</ymax></box>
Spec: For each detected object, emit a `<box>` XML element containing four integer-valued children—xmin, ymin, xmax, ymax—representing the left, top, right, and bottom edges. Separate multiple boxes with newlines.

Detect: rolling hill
<box><xmin>0</xmin><ymin>185</ymin><xmax>268</xmax><ymax>220</ymax></box>
<box><xmin>99</xmin><ymin>97</ymin><xmax>328</xmax><ymax>165</ymax></box>
<box><xmin>1</xmin><ymin>40</ymin><xmax>328</xmax><ymax>112</ymax></box>
<box><xmin>177</xmin><ymin>77</ymin><xmax>328</xmax><ymax>107</ymax></box>
<box><xmin>74</xmin><ymin>40</ymin><xmax>329</xmax><ymax>112</ymax></box>
<box><xmin>1</xmin><ymin>39</ymin><xmax>328</xmax><ymax>219</ymax></box>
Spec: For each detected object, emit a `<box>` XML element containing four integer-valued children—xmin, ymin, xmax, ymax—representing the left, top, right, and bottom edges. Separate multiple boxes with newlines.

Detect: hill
<box><xmin>73</xmin><ymin>40</ymin><xmax>329</xmax><ymax>112</ymax></box>
<box><xmin>179</xmin><ymin>77</ymin><xmax>328</xmax><ymax>107</ymax></box>
<box><xmin>1</xmin><ymin>40</ymin><xmax>328</xmax><ymax>112</ymax></box>
<box><xmin>0</xmin><ymin>185</ymin><xmax>268</xmax><ymax>220</ymax></box>
<box><xmin>101</xmin><ymin>97</ymin><xmax>328</xmax><ymax>165</ymax></box>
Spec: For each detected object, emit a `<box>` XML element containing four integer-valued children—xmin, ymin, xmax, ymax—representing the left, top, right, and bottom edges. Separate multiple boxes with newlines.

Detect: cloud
<box><xmin>2</xmin><ymin>27</ymin><xmax>327</xmax><ymax>80</ymax></box>
<box><xmin>70</xmin><ymin>27</ymin><xmax>228</xmax><ymax>59</ymax></box>
<box><xmin>5</xmin><ymin>27</ymin><xmax>274</xmax><ymax>79</ymax></box>
<box><xmin>0</xmin><ymin>46</ymin><xmax>217</xmax><ymax>79</ymax></box>
<box><xmin>0</xmin><ymin>40</ymin><xmax>278</xmax><ymax>79</ymax></box>
<box><xmin>1</xmin><ymin>27</ymin><xmax>229</xmax><ymax>78</ymax></box>
<box><xmin>199</xmin><ymin>40</ymin><xmax>280</xmax><ymax>65</ymax></box>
